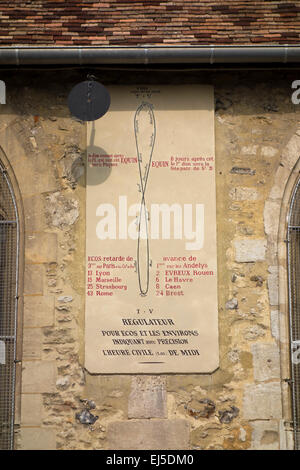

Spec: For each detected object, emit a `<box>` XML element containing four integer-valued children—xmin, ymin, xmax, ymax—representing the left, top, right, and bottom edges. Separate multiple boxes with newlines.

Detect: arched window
<box><xmin>287</xmin><ymin>178</ymin><xmax>300</xmax><ymax>450</ymax></box>
<box><xmin>0</xmin><ymin>160</ymin><xmax>19</xmax><ymax>450</ymax></box>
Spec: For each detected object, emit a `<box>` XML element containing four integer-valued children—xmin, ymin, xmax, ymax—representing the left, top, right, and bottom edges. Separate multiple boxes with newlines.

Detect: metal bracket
<box><xmin>87</xmin><ymin>73</ymin><xmax>97</xmax><ymax>81</ymax></box>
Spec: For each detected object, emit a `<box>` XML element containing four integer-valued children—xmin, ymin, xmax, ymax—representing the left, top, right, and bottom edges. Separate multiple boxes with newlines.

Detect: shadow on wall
<box><xmin>86</xmin><ymin>121</ymin><xmax>112</xmax><ymax>186</ymax></box>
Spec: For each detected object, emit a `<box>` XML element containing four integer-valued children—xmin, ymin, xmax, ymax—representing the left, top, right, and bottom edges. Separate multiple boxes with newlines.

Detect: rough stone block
<box><xmin>23</xmin><ymin>328</ymin><xmax>43</xmax><ymax>359</ymax></box>
<box><xmin>251</xmin><ymin>343</ymin><xmax>280</xmax><ymax>382</ymax></box>
<box><xmin>24</xmin><ymin>295</ymin><xmax>55</xmax><ymax>327</ymax></box>
<box><xmin>25</xmin><ymin>232</ymin><xmax>57</xmax><ymax>263</ymax></box>
<box><xmin>264</xmin><ymin>200</ymin><xmax>281</xmax><ymax>239</ymax></box>
<box><xmin>270</xmin><ymin>310</ymin><xmax>280</xmax><ymax>341</ymax></box>
<box><xmin>22</xmin><ymin>361</ymin><xmax>56</xmax><ymax>393</ymax></box>
<box><xmin>21</xmin><ymin>394</ymin><xmax>42</xmax><ymax>426</ymax></box>
<box><xmin>267</xmin><ymin>266</ymin><xmax>279</xmax><ymax>306</ymax></box>
<box><xmin>106</xmin><ymin>419</ymin><xmax>189</xmax><ymax>450</ymax></box>
<box><xmin>23</xmin><ymin>194</ymin><xmax>47</xmax><ymax>232</ymax></box>
<box><xmin>42</xmin><ymin>327</ymin><xmax>76</xmax><ymax>345</ymax></box>
<box><xmin>20</xmin><ymin>427</ymin><xmax>56</xmax><ymax>450</ymax></box>
<box><xmin>128</xmin><ymin>376</ymin><xmax>167</xmax><ymax>419</ymax></box>
<box><xmin>243</xmin><ymin>382</ymin><xmax>282</xmax><ymax>420</ymax></box>
<box><xmin>24</xmin><ymin>265</ymin><xmax>44</xmax><ymax>295</ymax></box>
<box><xmin>269</xmin><ymin>165</ymin><xmax>290</xmax><ymax>201</ymax></box>
<box><xmin>281</xmin><ymin>134</ymin><xmax>300</xmax><ymax>170</ymax></box>
<box><xmin>14</xmin><ymin>146</ymin><xmax>59</xmax><ymax>195</ymax></box>
<box><xmin>85</xmin><ymin>375</ymin><xmax>132</xmax><ymax>414</ymax></box>
<box><xmin>284</xmin><ymin>428</ymin><xmax>295</xmax><ymax>451</ymax></box>
<box><xmin>234</xmin><ymin>239</ymin><xmax>267</xmax><ymax>263</ymax></box>
<box><xmin>251</xmin><ymin>420</ymin><xmax>279</xmax><ymax>450</ymax></box>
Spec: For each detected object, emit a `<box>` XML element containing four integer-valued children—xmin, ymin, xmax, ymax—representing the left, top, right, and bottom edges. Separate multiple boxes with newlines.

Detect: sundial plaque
<box><xmin>85</xmin><ymin>85</ymin><xmax>219</xmax><ymax>374</ymax></box>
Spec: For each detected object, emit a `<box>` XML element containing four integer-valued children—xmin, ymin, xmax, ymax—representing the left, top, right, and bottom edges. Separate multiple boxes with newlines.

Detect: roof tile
<box><xmin>0</xmin><ymin>1</ymin><xmax>299</xmax><ymax>45</ymax></box>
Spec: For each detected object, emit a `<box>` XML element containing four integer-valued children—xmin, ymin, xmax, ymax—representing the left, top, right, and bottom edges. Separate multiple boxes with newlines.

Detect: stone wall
<box><xmin>0</xmin><ymin>69</ymin><xmax>298</xmax><ymax>450</ymax></box>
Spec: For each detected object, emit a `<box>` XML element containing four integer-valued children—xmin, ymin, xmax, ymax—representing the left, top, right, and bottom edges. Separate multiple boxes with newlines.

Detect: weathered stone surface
<box><xmin>234</xmin><ymin>239</ymin><xmax>267</xmax><ymax>263</ymax></box>
<box><xmin>230</xmin><ymin>167</ymin><xmax>256</xmax><ymax>176</ymax></box>
<box><xmin>25</xmin><ymin>232</ymin><xmax>57</xmax><ymax>263</ymax></box>
<box><xmin>243</xmin><ymin>382</ymin><xmax>282</xmax><ymax>419</ymax></box>
<box><xmin>23</xmin><ymin>328</ymin><xmax>43</xmax><ymax>359</ymax></box>
<box><xmin>264</xmin><ymin>200</ymin><xmax>281</xmax><ymax>239</ymax></box>
<box><xmin>24</xmin><ymin>295</ymin><xmax>55</xmax><ymax>327</ymax></box>
<box><xmin>250</xmin><ymin>275</ymin><xmax>264</xmax><ymax>286</ymax></box>
<box><xmin>229</xmin><ymin>187</ymin><xmax>259</xmax><ymax>201</ymax></box>
<box><xmin>107</xmin><ymin>419</ymin><xmax>189</xmax><ymax>450</ymax></box>
<box><xmin>271</xmin><ymin>158</ymin><xmax>292</xmax><ymax>196</ymax></box>
<box><xmin>43</xmin><ymin>327</ymin><xmax>76</xmax><ymax>344</ymax></box>
<box><xmin>57</xmin><ymin>295</ymin><xmax>73</xmax><ymax>303</ymax></box>
<box><xmin>59</xmin><ymin>145</ymin><xmax>85</xmax><ymax>189</ymax></box>
<box><xmin>29</xmin><ymin>135</ymin><xmax>37</xmax><ymax>149</ymax></box>
<box><xmin>282</xmin><ymin>426</ymin><xmax>295</xmax><ymax>451</ymax></box>
<box><xmin>270</xmin><ymin>310</ymin><xmax>280</xmax><ymax>340</ymax></box>
<box><xmin>128</xmin><ymin>376</ymin><xmax>167</xmax><ymax>419</ymax></box>
<box><xmin>21</xmin><ymin>394</ymin><xmax>42</xmax><ymax>426</ymax></box>
<box><xmin>56</xmin><ymin>376</ymin><xmax>71</xmax><ymax>390</ymax></box>
<box><xmin>22</xmin><ymin>361</ymin><xmax>56</xmax><ymax>393</ymax></box>
<box><xmin>261</xmin><ymin>146</ymin><xmax>277</xmax><ymax>158</ymax></box>
<box><xmin>14</xmin><ymin>152</ymin><xmax>59</xmax><ymax>196</ymax></box>
<box><xmin>20</xmin><ymin>428</ymin><xmax>56</xmax><ymax>450</ymax></box>
<box><xmin>228</xmin><ymin>349</ymin><xmax>240</xmax><ymax>363</ymax></box>
<box><xmin>225</xmin><ymin>298</ymin><xmax>238</xmax><ymax>310</ymax></box>
<box><xmin>23</xmin><ymin>194</ymin><xmax>47</xmax><ymax>231</ymax></box>
<box><xmin>45</xmin><ymin>191</ymin><xmax>79</xmax><ymax>228</ymax></box>
<box><xmin>241</xmin><ymin>145</ymin><xmax>258</xmax><ymax>155</ymax></box>
<box><xmin>185</xmin><ymin>398</ymin><xmax>216</xmax><ymax>419</ymax></box>
<box><xmin>251</xmin><ymin>343</ymin><xmax>280</xmax><ymax>381</ymax></box>
<box><xmin>267</xmin><ymin>266</ymin><xmax>279</xmax><ymax>306</ymax></box>
<box><xmin>218</xmin><ymin>405</ymin><xmax>239</xmax><ymax>423</ymax></box>
<box><xmin>85</xmin><ymin>375</ymin><xmax>132</xmax><ymax>415</ymax></box>
<box><xmin>24</xmin><ymin>265</ymin><xmax>44</xmax><ymax>295</ymax></box>
<box><xmin>251</xmin><ymin>420</ymin><xmax>279</xmax><ymax>450</ymax></box>
<box><xmin>244</xmin><ymin>325</ymin><xmax>266</xmax><ymax>341</ymax></box>
<box><xmin>75</xmin><ymin>409</ymin><xmax>98</xmax><ymax>425</ymax></box>
<box><xmin>167</xmin><ymin>375</ymin><xmax>213</xmax><ymax>391</ymax></box>
<box><xmin>239</xmin><ymin>427</ymin><xmax>247</xmax><ymax>442</ymax></box>
<box><xmin>190</xmin><ymin>423</ymin><xmax>224</xmax><ymax>449</ymax></box>
<box><xmin>281</xmin><ymin>134</ymin><xmax>300</xmax><ymax>169</ymax></box>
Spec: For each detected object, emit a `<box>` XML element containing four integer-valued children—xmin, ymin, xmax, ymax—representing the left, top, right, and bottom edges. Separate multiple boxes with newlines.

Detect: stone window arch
<box><xmin>265</xmin><ymin>129</ymin><xmax>300</xmax><ymax>450</ymax></box>
<box><xmin>0</xmin><ymin>156</ymin><xmax>21</xmax><ymax>450</ymax></box>
<box><xmin>287</xmin><ymin>176</ymin><xmax>300</xmax><ymax>450</ymax></box>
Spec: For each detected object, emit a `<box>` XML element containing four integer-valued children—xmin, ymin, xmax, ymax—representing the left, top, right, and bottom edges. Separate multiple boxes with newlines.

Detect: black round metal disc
<box><xmin>68</xmin><ymin>81</ymin><xmax>111</xmax><ymax>122</ymax></box>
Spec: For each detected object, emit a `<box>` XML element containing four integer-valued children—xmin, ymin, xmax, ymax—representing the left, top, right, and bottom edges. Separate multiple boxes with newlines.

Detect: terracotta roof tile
<box><xmin>0</xmin><ymin>1</ymin><xmax>299</xmax><ymax>45</ymax></box>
